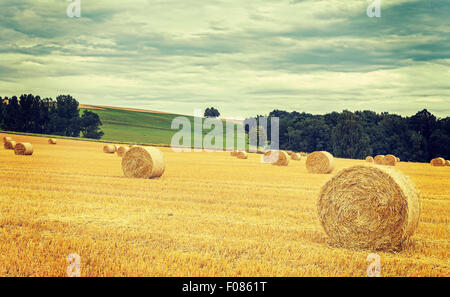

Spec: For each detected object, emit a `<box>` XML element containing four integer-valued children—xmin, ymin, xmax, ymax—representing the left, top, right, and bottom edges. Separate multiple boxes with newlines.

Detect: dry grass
<box><xmin>318</xmin><ymin>166</ymin><xmax>420</xmax><ymax>251</ymax></box>
<box><xmin>0</xmin><ymin>133</ymin><xmax>448</xmax><ymax>276</ymax></box>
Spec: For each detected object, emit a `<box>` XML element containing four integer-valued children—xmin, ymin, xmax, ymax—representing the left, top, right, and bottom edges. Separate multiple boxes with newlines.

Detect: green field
<box><xmin>81</xmin><ymin>107</ymin><xmax>244</xmax><ymax>148</ymax></box>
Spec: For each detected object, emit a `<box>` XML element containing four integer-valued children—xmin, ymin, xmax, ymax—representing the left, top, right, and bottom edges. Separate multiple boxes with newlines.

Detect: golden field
<box><xmin>0</xmin><ymin>133</ymin><xmax>448</xmax><ymax>277</ymax></box>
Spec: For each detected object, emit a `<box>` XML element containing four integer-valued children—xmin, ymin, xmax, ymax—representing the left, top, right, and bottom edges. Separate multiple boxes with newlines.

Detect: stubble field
<box><xmin>0</xmin><ymin>133</ymin><xmax>448</xmax><ymax>276</ymax></box>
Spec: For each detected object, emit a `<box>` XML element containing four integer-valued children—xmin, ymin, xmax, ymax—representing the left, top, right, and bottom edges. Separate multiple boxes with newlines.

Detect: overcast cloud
<box><xmin>0</xmin><ymin>0</ymin><xmax>448</xmax><ymax>118</ymax></box>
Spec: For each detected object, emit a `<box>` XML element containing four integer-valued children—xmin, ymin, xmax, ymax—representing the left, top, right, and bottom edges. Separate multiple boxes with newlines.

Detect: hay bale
<box><xmin>396</xmin><ymin>157</ymin><xmax>400</xmax><ymax>162</ymax></box>
<box><xmin>3</xmin><ymin>136</ymin><xmax>12</xmax><ymax>143</ymax></box>
<box><xmin>305</xmin><ymin>151</ymin><xmax>334</xmax><ymax>174</ymax></box>
<box><xmin>365</xmin><ymin>156</ymin><xmax>374</xmax><ymax>163</ymax></box>
<box><xmin>291</xmin><ymin>153</ymin><xmax>301</xmax><ymax>161</ymax></box>
<box><xmin>122</xmin><ymin>146</ymin><xmax>165</xmax><ymax>179</ymax></box>
<box><xmin>236</xmin><ymin>151</ymin><xmax>248</xmax><ymax>159</ymax></box>
<box><xmin>230</xmin><ymin>150</ymin><xmax>238</xmax><ymax>157</ymax></box>
<box><xmin>446</xmin><ymin>160</ymin><xmax>450</xmax><ymax>166</ymax></box>
<box><xmin>382</xmin><ymin>154</ymin><xmax>397</xmax><ymax>166</ymax></box>
<box><xmin>285</xmin><ymin>150</ymin><xmax>294</xmax><ymax>156</ymax></box>
<box><xmin>374</xmin><ymin>155</ymin><xmax>384</xmax><ymax>165</ymax></box>
<box><xmin>318</xmin><ymin>165</ymin><xmax>420</xmax><ymax>251</ymax></box>
<box><xmin>4</xmin><ymin>140</ymin><xmax>16</xmax><ymax>150</ymax></box>
<box><xmin>103</xmin><ymin>145</ymin><xmax>116</xmax><ymax>154</ymax></box>
<box><xmin>430</xmin><ymin>157</ymin><xmax>445</xmax><ymax>167</ymax></box>
<box><xmin>117</xmin><ymin>146</ymin><xmax>130</xmax><ymax>157</ymax></box>
<box><xmin>48</xmin><ymin>138</ymin><xmax>57</xmax><ymax>144</ymax></box>
<box><xmin>14</xmin><ymin>143</ymin><xmax>33</xmax><ymax>155</ymax></box>
<box><xmin>262</xmin><ymin>150</ymin><xmax>289</xmax><ymax>166</ymax></box>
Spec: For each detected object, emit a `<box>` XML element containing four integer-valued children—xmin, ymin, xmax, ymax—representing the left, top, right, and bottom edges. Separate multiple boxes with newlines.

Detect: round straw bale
<box><xmin>103</xmin><ymin>145</ymin><xmax>116</xmax><ymax>154</ymax></box>
<box><xmin>122</xmin><ymin>146</ymin><xmax>165</xmax><ymax>179</ymax></box>
<box><xmin>430</xmin><ymin>157</ymin><xmax>445</xmax><ymax>167</ymax></box>
<box><xmin>3</xmin><ymin>136</ymin><xmax>12</xmax><ymax>143</ymax></box>
<box><xmin>285</xmin><ymin>150</ymin><xmax>294</xmax><ymax>156</ymax></box>
<box><xmin>236</xmin><ymin>151</ymin><xmax>248</xmax><ymax>159</ymax></box>
<box><xmin>117</xmin><ymin>146</ymin><xmax>130</xmax><ymax>157</ymax></box>
<box><xmin>230</xmin><ymin>150</ymin><xmax>238</xmax><ymax>157</ymax></box>
<box><xmin>14</xmin><ymin>143</ymin><xmax>33</xmax><ymax>155</ymax></box>
<box><xmin>48</xmin><ymin>138</ymin><xmax>57</xmax><ymax>144</ymax></box>
<box><xmin>446</xmin><ymin>160</ymin><xmax>450</xmax><ymax>166</ymax></box>
<box><xmin>4</xmin><ymin>140</ymin><xmax>16</xmax><ymax>150</ymax></box>
<box><xmin>262</xmin><ymin>150</ymin><xmax>289</xmax><ymax>166</ymax></box>
<box><xmin>318</xmin><ymin>165</ymin><xmax>420</xmax><ymax>251</ymax></box>
<box><xmin>382</xmin><ymin>154</ymin><xmax>397</xmax><ymax>166</ymax></box>
<box><xmin>374</xmin><ymin>155</ymin><xmax>384</xmax><ymax>165</ymax></box>
<box><xmin>396</xmin><ymin>157</ymin><xmax>400</xmax><ymax>162</ymax></box>
<box><xmin>291</xmin><ymin>153</ymin><xmax>301</xmax><ymax>161</ymax></box>
<box><xmin>305</xmin><ymin>151</ymin><xmax>334</xmax><ymax>174</ymax></box>
<box><xmin>365</xmin><ymin>156</ymin><xmax>374</xmax><ymax>163</ymax></box>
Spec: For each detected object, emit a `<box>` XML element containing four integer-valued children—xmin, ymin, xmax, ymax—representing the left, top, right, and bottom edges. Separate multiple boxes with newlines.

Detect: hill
<box><xmin>79</xmin><ymin>105</ymin><xmax>240</xmax><ymax>147</ymax></box>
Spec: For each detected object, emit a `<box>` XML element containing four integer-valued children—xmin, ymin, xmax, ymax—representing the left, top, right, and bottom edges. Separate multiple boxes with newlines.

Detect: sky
<box><xmin>0</xmin><ymin>0</ymin><xmax>448</xmax><ymax>118</ymax></box>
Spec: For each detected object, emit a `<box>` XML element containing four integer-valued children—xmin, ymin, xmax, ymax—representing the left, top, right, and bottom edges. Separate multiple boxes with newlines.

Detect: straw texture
<box><xmin>14</xmin><ymin>143</ymin><xmax>33</xmax><ymax>155</ymax></box>
<box><xmin>122</xmin><ymin>146</ymin><xmax>165</xmax><ymax>179</ymax></box>
<box><xmin>318</xmin><ymin>165</ymin><xmax>421</xmax><ymax>251</ymax></box>
<box><xmin>117</xmin><ymin>146</ymin><xmax>130</xmax><ymax>157</ymax></box>
<box><xmin>306</xmin><ymin>151</ymin><xmax>334</xmax><ymax>174</ymax></box>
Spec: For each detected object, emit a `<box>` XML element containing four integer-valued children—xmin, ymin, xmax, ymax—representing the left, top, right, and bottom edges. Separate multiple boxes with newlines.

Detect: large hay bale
<box><xmin>374</xmin><ymin>155</ymin><xmax>384</xmax><ymax>165</ymax></box>
<box><xmin>4</xmin><ymin>140</ymin><xmax>16</xmax><ymax>150</ymax></box>
<box><xmin>430</xmin><ymin>157</ymin><xmax>445</xmax><ymax>167</ymax></box>
<box><xmin>14</xmin><ymin>143</ymin><xmax>33</xmax><ymax>155</ymax></box>
<box><xmin>103</xmin><ymin>145</ymin><xmax>116</xmax><ymax>154</ymax></box>
<box><xmin>365</xmin><ymin>156</ymin><xmax>374</xmax><ymax>163</ymax></box>
<box><xmin>48</xmin><ymin>138</ymin><xmax>57</xmax><ymax>144</ymax></box>
<box><xmin>3</xmin><ymin>136</ymin><xmax>12</xmax><ymax>143</ymax></box>
<box><xmin>305</xmin><ymin>151</ymin><xmax>334</xmax><ymax>174</ymax></box>
<box><xmin>318</xmin><ymin>165</ymin><xmax>420</xmax><ymax>251</ymax></box>
<box><xmin>122</xmin><ymin>146</ymin><xmax>165</xmax><ymax>179</ymax></box>
<box><xmin>382</xmin><ymin>154</ymin><xmax>397</xmax><ymax>166</ymax></box>
<box><xmin>262</xmin><ymin>150</ymin><xmax>289</xmax><ymax>166</ymax></box>
<box><xmin>291</xmin><ymin>153</ymin><xmax>301</xmax><ymax>161</ymax></box>
<box><xmin>236</xmin><ymin>151</ymin><xmax>248</xmax><ymax>159</ymax></box>
<box><xmin>117</xmin><ymin>146</ymin><xmax>130</xmax><ymax>157</ymax></box>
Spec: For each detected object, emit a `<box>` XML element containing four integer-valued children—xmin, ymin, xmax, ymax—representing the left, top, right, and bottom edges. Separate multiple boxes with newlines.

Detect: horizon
<box><xmin>0</xmin><ymin>0</ymin><xmax>448</xmax><ymax>118</ymax></box>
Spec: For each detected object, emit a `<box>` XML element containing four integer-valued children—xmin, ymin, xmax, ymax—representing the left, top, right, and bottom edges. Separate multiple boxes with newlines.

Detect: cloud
<box><xmin>0</xmin><ymin>0</ymin><xmax>448</xmax><ymax>118</ymax></box>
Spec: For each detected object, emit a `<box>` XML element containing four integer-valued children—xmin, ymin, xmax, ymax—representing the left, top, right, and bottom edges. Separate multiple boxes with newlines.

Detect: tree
<box><xmin>80</xmin><ymin>110</ymin><xmax>104</xmax><ymax>139</ymax></box>
<box><xmin>204</xmin><ymin>107</ymin><xmax>220</xmax><ymax>118</ymax></box>
<box><xmin>331</xmin><ymin>111</ymin><xmax>371</xmax><ymax>159</ymax></box>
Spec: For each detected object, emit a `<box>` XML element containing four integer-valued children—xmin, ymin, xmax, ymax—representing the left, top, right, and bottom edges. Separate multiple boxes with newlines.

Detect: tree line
<box><xmin>249</xmin><ymin>109</ymin><xmax>449</xmax><ymax>163</ymax></box>
<box><xmin>0</xmin><ymin>94</ymin><xmax>104</xmax><ymax>139</ymax></box>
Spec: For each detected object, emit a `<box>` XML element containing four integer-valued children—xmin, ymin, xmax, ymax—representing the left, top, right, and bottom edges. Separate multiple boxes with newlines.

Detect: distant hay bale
<box><xmin>230</xmin><ymin>150</ymin><xmax>238</xmax><ymax>157</ymax></box>
<box><xmin>306</xmin><ymin>151</ymin><xmax>334</xmax><ymax>174</ymax></box>
<box><xmin>291</xmin><ymin>153</ymin><xmax>301</xmax><ymax>161</ymax></box>
<box><xmin>114</xmin><ymin>145</ymin><xmax>120</xmax><ymax>151</ymax></box>
<box><xmin>48</xmin><ymin>138</ymin><xmax>57</xmax><ymax>144</ymax></box>
<box><xmin>262</xmin><ymin>150</ymin><xmax>289</xmax><ymax>166</ymax></box>
<box><xmin>318</xmin><ymin>165</ymin><xmax>421</xmax><ymax>251</ymax></box>
<box><xmin>374</xmin><ymin>155</ymin><xmax>384</xmax><ymax>165</ymax></box>
<box><xmin>14</xmin><ymin>143</ymin><xmax>33</xmax><ymax>155</ymax></box>
<box><xmin>117</xmin><ymin>146</ymin><xmax>130</xmax><ymax>157</ymax></box>
<box><xmin>285</xmin><ymin>150</ymin><xmax>294</xmax><ymax>156</ymax></box>
<box><xmin>396</xmin><ymin>157</ymin><xmax>400</xmax><ymax>162</ymax></box>
<box><xmin>4</xmin><ymin>140</ymin><xmax>16</xmax><ymax>150</ymax></box>
<box><xmin>3</xmin><ymin>136</ymin><xmax>12</xmax><ymax>143</ymax></box>
<box><xmin>122</xmin><ymin>146</ymin><xmax>165</xmax><ymax>179</ymax></box>
<box><xmin>430</xmin><ymin>157</ymin><xmax>445</xmax><ymax>167</ymax></box>
<box><xmin>445</xmin><ymin>160</ymin><xmax>450</xmax><ymax>166</ymax></box>
<box><xmin>103</xmin><ymin>145</ymin><xmax>116</xmax><ymax>154</ymax></box>
<box><xmin>365</xmin><ymin>156</ymin><xmax>374</xmax><ymax>163</ymax></box>
<box><xmin>300</xmin><ymin>152</ymin><xmax>307</xmax><ymax>157</ymax></box>
<box><xmin>382</xmin><ymin>154</ymin><xmax>397</xmax><ymax>166</ymax></box>
<box><xmin>236</xmin><ymin>151</ymin><xmax>248</xmax><ymax>159</ymax></box>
